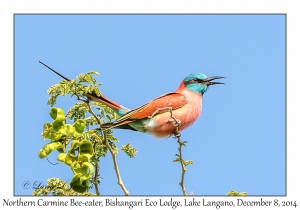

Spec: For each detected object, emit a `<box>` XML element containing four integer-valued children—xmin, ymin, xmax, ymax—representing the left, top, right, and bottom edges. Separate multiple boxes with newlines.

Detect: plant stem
<box><xmin>85</xmin><ymin>100</ymin><xmax>129</xmax><ymax>196</ymax></box>
<box><xmin>104</xmin><ymin>131</ymin><xmax>130</xmax><ymax>196</ymax></box>
<box><xmin>176</xmin><ymin>132</ymin><xmax>187</xmax><ymax>196</ymax></box>
<box><xmin>92</xmin><ymin>140</ymin><xmax>100</xmax><ymax>196</ymax></box>
<box><xmin>167</xmin><ymin>108</ymin><xmax>187</xmax><ymax>196</ymax></box>
<box><xmin>94</xmin><ymin>164</ymin><xmax>100</xmax><ymax>195</ymax></box>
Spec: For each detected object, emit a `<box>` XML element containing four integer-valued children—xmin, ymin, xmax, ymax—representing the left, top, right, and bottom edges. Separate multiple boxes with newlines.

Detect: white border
<box><xmin>2</xmin><ymin>0</ymin><xmax>299</xmax><ymax>209</ymax></box>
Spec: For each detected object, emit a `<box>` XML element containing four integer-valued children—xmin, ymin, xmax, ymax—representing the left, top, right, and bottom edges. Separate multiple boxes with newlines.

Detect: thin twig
<box><xmin>176</xmin><ymin>133</ymin><xmax>187</xmax><ymax>196</ymax></box>
<box><xmin>92</xmin><ymin>141</ymin><xmax>100</xmax><ymax>196</ymax></box>
<box><xmin>94</xmin><ymin>163</ymin><xmax>100</xmax><ymax>195</ymax></box>
<box><xmin>84</xmin><ymin>99</ymin><xmax>129</xmax><ymax>196</ymax></box>
<box><xmin>104</xmin><ymin>131</ymin><xmax>130</xmax><ymax>196</ymax></box>
<box><xmin>166</xmin><ymin>108</ymin><xmax>187</xmax><ymax>196</ymax></box>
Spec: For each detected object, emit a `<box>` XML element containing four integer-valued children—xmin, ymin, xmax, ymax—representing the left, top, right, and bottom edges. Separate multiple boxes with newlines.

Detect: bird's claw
<box><xmin>174</xmin><ymin>119</ymin><xmax>181</xmax><ymax>126</ymax></box>
<box><xmin>149</xmin><ymin>107</ymin><xmax>173</xmax><ymax>118</ymax></box>
<box><xmin>174</xmin><ymin>133</ymin><xmax>181</xmax><ymax>138</ymax></box>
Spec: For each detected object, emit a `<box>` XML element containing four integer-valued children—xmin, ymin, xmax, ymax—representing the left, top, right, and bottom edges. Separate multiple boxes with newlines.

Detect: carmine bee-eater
<box><xmin>40</xmin><ymin>61</ymin><xmax>225</xmax><ymax>138</ymax></box>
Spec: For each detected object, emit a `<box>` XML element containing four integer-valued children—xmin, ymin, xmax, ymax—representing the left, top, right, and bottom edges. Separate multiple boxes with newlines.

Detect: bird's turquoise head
<box><xmin>183</xmin><ymin>73</ymin><xmax>225</xmax><ymax>94</ymax></box>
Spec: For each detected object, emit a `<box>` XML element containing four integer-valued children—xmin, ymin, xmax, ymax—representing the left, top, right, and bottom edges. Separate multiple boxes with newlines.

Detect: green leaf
<box><xmin>42</xmin><ymin>123</ymin><xmax>52</xmax><ymax>140</ymax></box>
<box><xmin>66</xmin><ymin>103</ymin><xmax>89</xmax><ymax>122</ymax></box>
<box><xmin>32</xmin><ymin>177</ymin><xmax>96</xmax><ymax>196</ymax></box>
<box><xmin>226</xmin><ymin>190</ymin><xmax>248</xmax><ymax>196</ymax></box>
<box><xmin>184</xmin><ymin>160</ymin><xmax>194</xmax><ymax>166</ymax></box>
<box><xmin>121</xmin><ymin>143</ymin><xmax>138</xmax><ymax>158</ymax></box>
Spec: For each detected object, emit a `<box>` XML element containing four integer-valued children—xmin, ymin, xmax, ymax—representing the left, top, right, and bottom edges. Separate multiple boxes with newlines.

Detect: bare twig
<box><xmin>92</xmin><ymin>141</ymin><xmax>100</xmax><ymax>196</ymax></box>
<box><xmin>94</xmin><ymin>163</ymin><xmax>100</xmax><ymax>195</ymax></box>
<box><xmin>165</xmin><ymin>108</ymin><xmax>187</xmax><ymax>196</ymax></box>
<box><xmin>84</xmin><ymin>99</ymin><xmax>129</xmax><ymax>196</ymax></box>
<box><xmin>104</xmin><ymin>131</ymin><xmax>130</xmax><ymax>196</ymax></box>
<box><xmin>176</xmin><ymin>133</ymin><xmax>187</xmax><ymax>196</ymax></box>
<box><xmin>150</xmin><ymin>107</ymin><xmax>187</xmax><ymax>195</ymax></box>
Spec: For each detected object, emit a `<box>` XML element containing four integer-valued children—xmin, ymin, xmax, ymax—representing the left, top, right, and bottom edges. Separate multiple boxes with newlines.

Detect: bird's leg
<box><xmin>166</xmin><ymin>108</ymin><xmax>181</xmax><ymax>127</ymax></box>
<box><xmin>148</xmin><ymin>107</ymin><xmax>173</xmax><ymax>118</ymax></box>
<box><xmin>174</xmin><ymin>132</ymin><xmax>181</xmax><ymax>138</ymax></box>
<box><xmin>149</xmin><ymin>106</ymin><xmax>181</xmax><ymax>131</ymax></box>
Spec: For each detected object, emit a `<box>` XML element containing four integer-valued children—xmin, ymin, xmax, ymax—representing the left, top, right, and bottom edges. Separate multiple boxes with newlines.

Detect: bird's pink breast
<box><xmin>146</xmin><ymin>89</ymin><xmax>203</xmax><ymax>138</ymax></box>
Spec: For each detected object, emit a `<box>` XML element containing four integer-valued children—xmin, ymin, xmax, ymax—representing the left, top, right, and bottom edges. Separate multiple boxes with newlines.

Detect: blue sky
<box><xmin>14</xmin><ymin>14</ymin><xmax>285</xmax><ymax>196</ymax></box>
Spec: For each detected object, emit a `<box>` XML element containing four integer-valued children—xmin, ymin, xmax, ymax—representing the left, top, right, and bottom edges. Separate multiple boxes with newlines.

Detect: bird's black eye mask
<box><xmin>184</xmin><ymin>78</ymin><xmax>204</xmax><ymax>86</ymax></box>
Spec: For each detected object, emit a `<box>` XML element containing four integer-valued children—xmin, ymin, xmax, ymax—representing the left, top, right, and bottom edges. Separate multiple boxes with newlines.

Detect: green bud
<box><xmin>70</xmin><ymin>174</ymin><xmax>88</xmax><ymax>193</ymax></box>
<box><xmin>71</xmin><ymin>160</ymin><xmax>88</xmax><ymax>175</ymax></box>
<box><xmin>49</xmin><ymin>107</ymin><xmax>65</xmax><ymax>121</ymax></box>
<box><xmin>79</xmin><ymin>140</ymin><xmax>94</xmax><ymax>159</ymax></box>
<box><xmin>65</xmin><ymin>124</ymin><xmax>75</xmax><ymax>136</ymax></box>
<box><xmin>52</xmin><ymin>120</ymin><xmax>64</xmax><ymax>132</ymax></box>
<box><xmin>42</xmin><ymin>123</ymin><xmax>52</xmax><ymax>140</ymax></box>
<box><xmin>57</xmin><ymin>153</ymin><xmax>67</xmax><ymax>162</ymax></box>
<box><xmin>70</xmin><ymin>162</ymin><xmax>94</xmax><ymax>193</ymax></box>
<box><xmin>78</xmin><ymin>154</ymin><xmax>89</xmax><ymax>163</ymax></box>
<box><xmin>48</xmin><ymin>132</ymin><xmax>62</xmax><ymax>141</ymax></box>
<box><xmin>68</xmin><ymin>140</ymin><xmax>79</xmax><ymax>157</ymax></box>
<box><xmin>38</xmin><ymin>141</ymin><xmax>63</xmax><ymax>158</ymax></box>
<box><xmin>43</xmin><ymin>123</ymin><xmax>52</xmax><ymax>130</ymax></box>
<box><xmin>56</xmin><ymin>148</ymin><xmax>64</xmax><ymax>153</ymax></box>
<box><xmin>82</xmin><ymin>162</ymin><xmax>94</xmax><ymax>179</ymax></box>
<box><xmin>73</xmin><ymin>119</ymin><xmax>86</xmax><ymax>133</ymax></box>
<box><xmin>64</xmin><ymin>154</ymin><xmax>76</xmax><ymax>166</ymax></box>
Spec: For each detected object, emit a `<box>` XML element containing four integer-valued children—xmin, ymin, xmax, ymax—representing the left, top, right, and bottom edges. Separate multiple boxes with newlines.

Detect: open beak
<box><xmin>203</xmin><ymin>76</ymin><xmax>226</xmax><ymax>86</ymax></box>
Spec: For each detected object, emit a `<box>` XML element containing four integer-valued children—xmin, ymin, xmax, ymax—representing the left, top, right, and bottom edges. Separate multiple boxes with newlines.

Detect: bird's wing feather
<box><xmin>114</xmin><ymin>92</ymin><xmax>188</xmax><ymax>124</ymax></box>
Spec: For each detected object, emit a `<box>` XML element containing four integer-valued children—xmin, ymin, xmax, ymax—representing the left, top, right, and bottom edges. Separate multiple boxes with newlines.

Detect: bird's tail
<box><xmin>39</xmin><ymin>61</ymin><xmax>130</xmax><ymax>116</ymax></box>
<box><xmin>100</xmin><ymin>122</ymin><xmax>137</xmax><ymax>131</ymax></box>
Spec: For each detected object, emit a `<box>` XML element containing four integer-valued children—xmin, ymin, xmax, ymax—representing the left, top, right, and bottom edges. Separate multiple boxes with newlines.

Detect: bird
<box><xmin>39</xmin><ymin>61</ymin><xmax>225</xmax><ymax>138</ymax></box>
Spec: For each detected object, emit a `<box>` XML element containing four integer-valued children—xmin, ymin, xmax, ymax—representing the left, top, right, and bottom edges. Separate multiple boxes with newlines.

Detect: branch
<box><xmin>94</xmin><ymin>164</ymin><xmax>100</xmax><ymax>195</ymax></box>
<box><xmin>104</xmin><ymin>131</ymin><xmax>130</xmax><ymax>196</ymax></box>
<box><xmin>149</xmin><ymin>107</ymin><xmax>187</xmax><ymax>195</ymax></box>
<box><xmin>167</xmin><ymin>108</ymin><xmax>187</xmax><ymax>196</ymax></box>
<box><xmin>148</xmin><ymin>107</ymin><xmax>187</xmax><ymax>195</ymax></box>
<box><xmin>176</xmin><ymin>133</ymin><xmax>187</xmax><ymax>196</ymax></box>
<box><xmin>84</xmin><ymin>99</ymin><xmax>129</xmax><ymax>196</ymax></box>
<box><xmin>92</xmin><ymin>141</ymin><xmax>100</xmax><ymax>196</ymax></box>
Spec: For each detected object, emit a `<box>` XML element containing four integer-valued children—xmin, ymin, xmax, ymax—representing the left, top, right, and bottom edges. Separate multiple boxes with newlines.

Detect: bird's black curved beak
<box><xmin>204</xmin><ymin>76</ymin><xmax>226</xmax><ymax>86</ymax></box>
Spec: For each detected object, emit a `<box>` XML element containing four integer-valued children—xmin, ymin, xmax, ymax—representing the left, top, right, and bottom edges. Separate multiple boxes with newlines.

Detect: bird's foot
<box><xmin>174</xmin><ymin>132</ymin><xmax>181</xmax><ymax>138</ymax></box>
<box><xmin>148</xmin><ymin>107</ymin><xmax>172</xmax><ymax>118</ymax></box>
<box><xmin>169</xmin><ymin>118</ymin><xmax>181</xmax><ymax>126</ymax></box>
<box><xmin>174</xmin><ymin>119</ymin><xmax>181</xmax><ymax>126</ymax></box>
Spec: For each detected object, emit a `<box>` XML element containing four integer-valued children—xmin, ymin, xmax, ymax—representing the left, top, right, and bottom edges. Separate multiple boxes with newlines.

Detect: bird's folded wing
<box><xmin>114</xmin><ymin>92</ymin><xmax>188</xmax><ymax>123</ymax></box>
